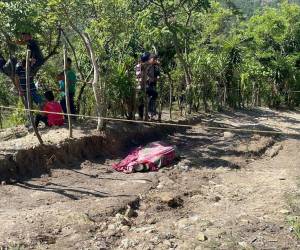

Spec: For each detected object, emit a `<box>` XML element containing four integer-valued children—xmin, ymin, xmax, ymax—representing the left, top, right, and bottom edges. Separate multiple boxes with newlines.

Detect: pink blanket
<box><xmin>113</xmin><ymin>141</ymin><xmax>177</xmax><ymax>173</ymax></box>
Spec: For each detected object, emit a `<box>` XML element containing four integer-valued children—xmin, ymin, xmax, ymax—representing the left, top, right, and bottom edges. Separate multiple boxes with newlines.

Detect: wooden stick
<box><xmin>142</xmin><ymin>63</ymin><xmax>150</xmax><ymax>121</ymax></box>
<box><xmin>63</xmin><ymin>42</ymin><xmax>73</xmax><ymax>138</ymax></box>
<box><xmin>158</xmin><ymin>77</ymin><xmax>163</xmax><ymax>122</ymax></box>
<box><xmin>0</xmin><ymin>106</ymin><xmax>3</xmax><ymax>129</ymax></box>
<box><xmin>167</xmin><ymin>72</ymin><xmax>173</xmax><ymax>120</ymax></box>
<box><xmin>25</xmin><ymin>50</ymin><xmax>43</xmax><ymax>145</ymax></box>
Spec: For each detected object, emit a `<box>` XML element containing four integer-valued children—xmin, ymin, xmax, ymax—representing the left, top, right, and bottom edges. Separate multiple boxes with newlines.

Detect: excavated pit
<box><xmin>0</xmin><ymin>124</ymin><xmax>178</xmax><ymax>182</ymax></box>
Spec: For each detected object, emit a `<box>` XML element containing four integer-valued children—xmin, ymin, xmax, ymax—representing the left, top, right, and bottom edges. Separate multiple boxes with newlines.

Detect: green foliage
<box><xmin>2</xmin><ymin>100</ymin><xmax>27</xmax><ymax>128</ymax></box>
<box><xmin>0</xmin><ymin>0</ymin><xmax>300</xmax><ymax>128</ymax></box>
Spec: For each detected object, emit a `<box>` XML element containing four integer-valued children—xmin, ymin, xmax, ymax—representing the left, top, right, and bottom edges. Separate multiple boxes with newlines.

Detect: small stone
<box><xmin>180</xmin><ymin>165</ymin><xmax>191</xmax><ymax>172</ymax></box>
<box><xmin>108</xmin><ymin>224</ymin><xmax>117</xmax><ymax>231</ymax></box>
<box><xmin>120</xmin><ymin>238</ymin><xmax>137</xmax><ymax>249</ymax></box>
<box><xmin>150</xmin><ymin>236</ymin><xmax>160</xmax><ymax>245</ymax></box>
<box><xmin>176</xmin><ymin>218</ymin><xmax>190</xmax><ymax>229</ymax></box>
<box><xmin>115</xmin><ymin>213</ymin><xmax>131</xmax><ymax>226</ymax></box>
<box><xmin>158</xmin><ymin>176</ymin><xmax>175</xmax><ymax>186</ymax></box>
<box><xmin>279</xmin><ymin>209</ymin><xmax>290</xmax><ymax>215</ymax></box>
<box><xmin>1</xmin><ymin>181</ymin><xmax>6</xmax><ymax>186</ymax></box>
<box><xmin>125</xmin><ymin>205</ymin><xmax>135</xmax><ymax>218</ymax></box>
<box><xmin>238</xmin><ymin>242</ymin><xmax>249</xmax><ymax>248</ymax></box>
<box><xmin>267</xmin><ymin>145</ymin><xmax>283</xmax><ymax>158</ymax></box>
<box><xmin>210</xmin><ymin>196</ymin><xmax>221</xmax><ymax>202</ymax></box>
<box><xmin>120</xmin><ymin>226</ymin><xmax>130</xmax><ymax>232</ymax></box>
<box><xmin>197</xmin><ymin>232</ymin><xmax>208</xmax><ymax>241</ymax></box>
<box><xmin>189</xmin><ymin>215</ymin><xmax>201</xmax><ymax>223</ymax></box>
<box><xmin>223</xmin><ymin>132</ymin><xmax>234</xmax><ymax>139</ymax></box>
<box><xmin>157</xmin><ymin>192</ymin><xmax>183</xmax><ymax>208</ymax></box>
<box><xmin>162</xmin><ymin>232</ymin><xmax>175</xmax><ymax>240</ymax></box>
<box><xmin>132</xmin><ymin>226</ymin><xmax>155</xmax><ymax>234</ymax></box>
<box><xmin>240</xmin><ymin>219</ymin><xmax>249</xmax><ymax>224</ymax></box>
<box><xmin>163</xmin><ymin>240</ymin><xmax>172</xmax><ymax>247</ymax></box>
<box><xmin>147</xmin><ymin>217</ymin><xmax>157</xmax><ymax>224</ymax></box>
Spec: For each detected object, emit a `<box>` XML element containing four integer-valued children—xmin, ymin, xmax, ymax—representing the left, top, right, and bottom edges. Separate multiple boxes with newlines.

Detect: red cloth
<box><xmin>43</xmin><ymin>101</ymin><xmax>64</xmax><ymax>126</ymax></box>
<box><xmin>113</xmin><ymin>142</ymin><xmax>177</xmax><ymax>173</ymax></box>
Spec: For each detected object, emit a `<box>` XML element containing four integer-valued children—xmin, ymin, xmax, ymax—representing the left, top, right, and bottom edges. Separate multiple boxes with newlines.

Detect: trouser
<box><xmin>137</xmin><ymin>89</ymin><xmax>145</xmax><ymax>119</ymax></box>
<box><xmin>146</xmin><ymin>85</ymin><xmax>158</xmax><ymax>116</ymax></box>
<box><xmin>35</xmin><ymin>114</ymin><xmax>48</xmax><ymax>128</ymax></box>
<box><xmin>30</xmin><ymin>57</ymin><xmax>45</xmax><ymax>75</ymax></box>
<box><xmin>22</xmin><ymin>89</ymin><xmax>43</xmax><ymax>125</ymax></box>
<box><xmin>23</xmin><ymin>89</ymin><xmax>43</xmax><ymax>107</ymax></box>
<box><xmin>60</xmin><ymin>93</ymin><xmax>76</xmax><ymax>115</ymax></box>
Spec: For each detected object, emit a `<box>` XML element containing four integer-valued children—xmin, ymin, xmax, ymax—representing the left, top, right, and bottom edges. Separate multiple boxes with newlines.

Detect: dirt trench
<box><xmin>0</xmin><ymin>124</ymin><xmax>177</xmax><ymax>182</ymax></box>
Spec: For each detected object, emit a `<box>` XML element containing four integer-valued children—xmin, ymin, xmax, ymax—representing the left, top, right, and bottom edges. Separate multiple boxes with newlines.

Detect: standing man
<box><xmin>147</xmin><ymin>54</ymin><xmax>160</xmax><ymax>119</ymax></box>
<box><xmin>135</xmin><ymin>52</ymin><xmax>150</xmax><ymax>120</ymax></box>
<box><xmin>57</xmin><ymin>58</ymin><xmax>77</xmax><ymax>115</ymax></box>
<box><xmin>16</xmin><ymin>59</ymin><xmax>43</xmax><ymax>129</ymax></box>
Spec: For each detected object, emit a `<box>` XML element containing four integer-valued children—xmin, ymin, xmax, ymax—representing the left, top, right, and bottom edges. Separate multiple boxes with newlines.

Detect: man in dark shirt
<box><xmin>1</xmin><ymin>32</ymin><xmax>44</xmax><ymax>78</ymax></box>
<box><xmin>146</xmin><ymin>54</ymin><xmax>160</xmax><ymax>118</ymax></box>
<box><xmin>17</xmin><ymin>33</ymin><xmax>44</xmax><ymax>69</ymax></box>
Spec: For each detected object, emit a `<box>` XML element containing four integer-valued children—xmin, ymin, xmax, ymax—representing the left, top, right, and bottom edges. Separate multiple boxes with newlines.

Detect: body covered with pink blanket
<box><xmin>113</xmin><ymin>142</ymin><xmax>177</xmax><ymax>173</ymax></box>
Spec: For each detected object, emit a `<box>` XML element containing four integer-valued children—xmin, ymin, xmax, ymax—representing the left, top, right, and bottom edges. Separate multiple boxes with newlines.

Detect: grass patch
<box><xmin>286</xmin><ymin>178</ymin><xmax>300</xmax><ymax>240</ymax></box>
<box><xmin>287</xmin><ymin>216</ymin><xmax>300</xmax><ymax>239</ymax></box>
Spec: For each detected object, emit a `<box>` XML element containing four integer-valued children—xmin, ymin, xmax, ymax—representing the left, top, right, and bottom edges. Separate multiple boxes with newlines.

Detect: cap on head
<box><xmin>141</xmin><ymin>52</ymin><xmax>150</xmax><ymax>63</ymax></box>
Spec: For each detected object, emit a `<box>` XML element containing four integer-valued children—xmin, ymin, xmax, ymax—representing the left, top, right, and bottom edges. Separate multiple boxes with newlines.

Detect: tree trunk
<box><xmin>66</xmin><ymin>14</ymin><xmax>105</xmax><ymax>130</ymax></box>
<box><xmin>166</xmin><ymin>72</ymin><xmax>173</xmax><ymax>120</ymax></box>
<box><xmin>81</xmin><ymin>32</ymin><xmax>104</xmax><ymax>130</ymax></box>
<box><xmin>26</xmin><ymin>50</ymin><xmax>43</xmax><ymax>145</ymax></box>
<box><xmin>203</xmin><ymin>85</ymin><xmax>208</xmax><ymax>113</ymax></box>
<box><xmin>63</xmin><ymin>43</ymin><xmax>73</xmax><ymax>138</ymax></box>
<box><xmin>141</xmin><ymin>63</ymin><xmax>150</xmax><ymax>121</ymax></box>
<box><xmin>77</xmin><ymin>68</ymin><xmax>93</xmax><ymax>113</ymax></box>
<box><xmin>158</xmin><ymin>77</ymin><xmax>163</xmax><ymax>122</ymax></box>
<box><xmin>252</xmin><ymin>81</ymin><xmax>256</xmax><ymax>107</ymax></box>
<box><xmin>0</xmin><ymin>107</ymin><xmax>3</xmax><ymax>129</ymax></box>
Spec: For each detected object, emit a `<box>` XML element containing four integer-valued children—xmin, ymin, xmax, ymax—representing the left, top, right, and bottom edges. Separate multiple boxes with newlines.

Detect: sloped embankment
<box><xmin>0</xmin><ymin>124</ymin><xmax>177</xmax><ymax>182</ymax></box>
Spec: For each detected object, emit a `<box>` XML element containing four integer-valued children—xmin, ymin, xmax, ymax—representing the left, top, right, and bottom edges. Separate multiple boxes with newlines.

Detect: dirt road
<box><xmin>0</xmin><ymin>108</ymin><xmax>299</xmax><ymax>249</ymax></box>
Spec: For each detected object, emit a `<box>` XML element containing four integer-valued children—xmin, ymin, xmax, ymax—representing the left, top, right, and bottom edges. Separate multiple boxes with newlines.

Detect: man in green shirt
<box><xmin>57</xmin><ymin>58</ymin><xmax>77</xmax><ymax>115</ymax></box>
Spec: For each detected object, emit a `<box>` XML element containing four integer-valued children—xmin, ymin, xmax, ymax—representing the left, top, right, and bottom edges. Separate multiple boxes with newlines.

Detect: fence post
<box><xmin>142</xmin><ymin>63</ymin><xmax>150</xmax><ymax>121</ymax></box>
<box><xmin>0</xmin><ymin>106</ymin><xmax>3</xmax><ymax>129</ymax></box>
<box><xmin>26</xmin><ymin>50</ymin><xmax>43</xmax><ymax>145</ymax></box>
<box><xmin>158</xmin><ymin>77</ymin><xmax>163</xmax><ymax>122</ymax></box>
<box><xmin>63</xmin><ymin>42</ymin><xmax>73</xmax><ymax>138</ymax></box>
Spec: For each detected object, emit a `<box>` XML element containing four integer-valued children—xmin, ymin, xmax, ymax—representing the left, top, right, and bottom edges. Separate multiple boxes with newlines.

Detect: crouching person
<box><xmin>35</xmin><ymin>91</ymin><xmax>64</xmax><ymax>128</ymax></box>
